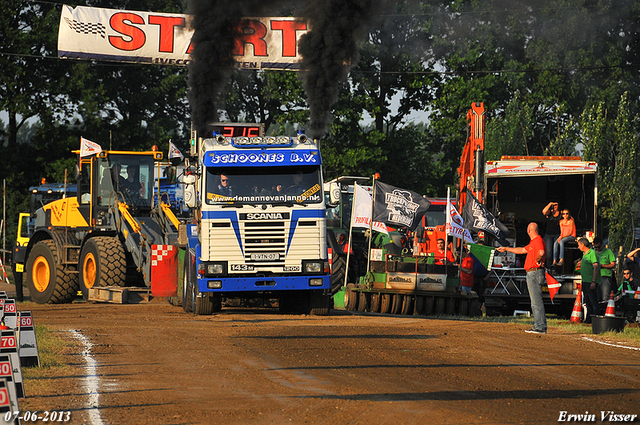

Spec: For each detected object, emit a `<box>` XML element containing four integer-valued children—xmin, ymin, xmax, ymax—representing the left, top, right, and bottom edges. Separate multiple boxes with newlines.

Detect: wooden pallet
<box><xmin>88</xmin><ymin>286</ymin><xmax>153</xmax><ymax>304</ymax></box>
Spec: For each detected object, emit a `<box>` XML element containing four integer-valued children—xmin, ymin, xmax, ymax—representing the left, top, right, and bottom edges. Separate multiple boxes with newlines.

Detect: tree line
<box><xmin>1</xmin><ymin>0</ymin><xmax>639</xmax><ymax>251</ymax></box>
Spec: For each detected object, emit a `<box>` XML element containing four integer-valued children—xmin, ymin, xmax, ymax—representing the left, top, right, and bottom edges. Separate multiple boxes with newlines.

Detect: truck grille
<box><xmin>243</xmin><ymin>221</ymin><xmax>285</xmax><ymax>265</ymax></box>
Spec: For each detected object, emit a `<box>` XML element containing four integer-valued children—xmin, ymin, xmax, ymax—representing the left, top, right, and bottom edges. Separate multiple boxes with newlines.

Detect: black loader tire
<box><xmin>344</xmin><ymin>284</ymin><xmax>358</xmax><ymax>311</ymax></box>
<box><xmin>400</xmin><ymin>295</ymin><xmax>413</xmax><ymax>315</ymax></box>
<box><xmin>413</xmin><ymin>296</ymin><xmax>425</xmax><ymax>316</ymax></box>
<box><xmin>370</xmin><ymin>293</ymin><xmax>382</xmax><ymax>313</ymax></box>
<box><xmin>380</xmin><ymin>293</ymin><xmax>392</xmax><ymax>314</ymax></box>
<box><xmin>26</xmin><ymin>240</ymin><xmax>78</xmax><ymax>304</ymax></box>
<box><xmin>79</xmin><ymin>237</ymin><xmax>126</xmax><ymax>301</ymax></box>
<box><xmin>390</xmin><ymin>294</ymin><xmax>403</xmax><ymax>315</ymax></box>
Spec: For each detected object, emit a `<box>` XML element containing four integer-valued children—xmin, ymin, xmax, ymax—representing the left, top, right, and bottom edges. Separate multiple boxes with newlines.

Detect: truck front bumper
<box><xmin>197</xmin><ymin>275</ymin><xmax>330</xmax><ymax>293</ymax></box>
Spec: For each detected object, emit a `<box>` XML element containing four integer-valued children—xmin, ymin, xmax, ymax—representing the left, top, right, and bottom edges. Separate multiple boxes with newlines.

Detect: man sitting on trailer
<box><xmin>434</xmin><ymin>238</ymin><xmax>456</xmax><ymax>265</ymax></box>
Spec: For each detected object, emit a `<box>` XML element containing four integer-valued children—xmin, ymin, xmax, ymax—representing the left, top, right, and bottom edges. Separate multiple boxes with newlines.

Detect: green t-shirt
<box><xmin>581</xmin><ymin>249</ymin><xmax>601</xmax><ymax>284</ymax></box>
<box><xmin>596</xmin><ymin>248</ymin><xmax>616</xmax><ymax>277</ymax></box>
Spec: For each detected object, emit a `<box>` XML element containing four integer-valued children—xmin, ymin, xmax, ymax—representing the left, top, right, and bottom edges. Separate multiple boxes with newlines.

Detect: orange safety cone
<box><xmin>570</xmin><ymin>290</ymin><xmax>583</xmax><ymax>323</ymax></box>
<box><xmin>604</xmin><ymin>291</ymin><xmax>616</xmax><ymax>317</ymax></box>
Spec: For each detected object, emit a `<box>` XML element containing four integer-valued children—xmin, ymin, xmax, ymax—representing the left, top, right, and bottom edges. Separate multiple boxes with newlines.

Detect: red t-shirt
<box><xmin>460</xmin><ymin>255</ymin><xmax>474</xmax><ymax>287</ymax></box>
<box><xmin>434</xmin><ymin>250</ymin><xmax>455</xmax><ymax>265</ymax></box>
<box><xmin>524</xmin><ymin>235</ymin><xmax>546</xmax><ymax>270</ymax></box>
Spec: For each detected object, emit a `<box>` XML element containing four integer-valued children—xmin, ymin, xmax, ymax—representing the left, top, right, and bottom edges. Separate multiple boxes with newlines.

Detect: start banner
<box><xmin>58</xmin><ymin>5</ymin><xmax>307</xmax><ymax>69</ymax></box>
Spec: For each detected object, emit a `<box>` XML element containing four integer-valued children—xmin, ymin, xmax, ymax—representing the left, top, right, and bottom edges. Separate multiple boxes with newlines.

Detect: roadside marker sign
<box><xmin>0</xmin><ymin>302</ymin><xmax>16</xmax><ymax>330</ymax></box>
<box><xmin>17</xmin><ymin>313</ymin><xmax>39</xmax><ymax>367</ymax></box>
<box><xmin>0</xmin><ymin>355</ymin><xmax>19</xmax><ymax>414</ymax></box>
<box><xmin>0</xmin><ymin>378</ymin><xmax>17</xmax><ymax>425</ymax></box>
<box><xmin>0</xmin><ymin>331</ymin><xmax>23</xmax><ymax>398</ymax></box>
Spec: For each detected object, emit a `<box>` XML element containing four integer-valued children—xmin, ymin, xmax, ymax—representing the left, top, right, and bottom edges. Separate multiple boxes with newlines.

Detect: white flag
<box><xmin>446</xmin><ymin>201</ymin><xmax>474</xmax><ymax>243</ymax></box>
<box><xmin>168</xmin><ymin>139</ymin><xmax>184</xmax><ymax>160</ymax></box>
<box><xmin>80</xmin><ymin>137</ymin><xmax>102</xmax><ymax>157</ymax></box>
<box><xmin>351</xmin><ymin>184</ymin><xmax>388</xmax><ymax>235</ymax></box>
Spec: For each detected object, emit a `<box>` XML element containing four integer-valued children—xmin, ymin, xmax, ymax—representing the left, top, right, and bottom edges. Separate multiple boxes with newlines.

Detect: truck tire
<box><xmin>182</xmin><ymin>253</ymin><xmax>193</xmax><ymax>313</ymax></box>
<box><xmin>400</xmin><ymin>295</ymin><xmax>413</xmax><ymax>315</ymax></box>
<box><xmin>344</xmin><ymin>284</ymin><xmax>358</xmax><ymax>311</ymax></box>
<box><xmin>79</xmin><ymin>237</ymin><xmax>126</xmax><ymax>301</ymax></box>
<box><xmin>370</xmin><ymin>293</ymin><xmax>382</xmax><ymax>313</ymax></box>
<box><xmin>390</xmin><ymin>294</ymin><xmax>402</xmax><ymax>315</ymax></box>
<box><xmin>380</xmin><ymin>293</ymin><xmax>392</xmax><ymax>314</ymax></box>
<box><xmin>309</xmin><ymin>291</ymin><xmax>331</xmax><ymax>316</ymax></box>
<box><xmin>331</xmin><ymin>254</ymin><xmax>347</xmax><ymax>295</ymax></box>
<box><xmin>193</xmin><ymin>292</ymin><xmax>220</xmax><ymax>315</ymax></box>
<box><xmin>26</xmin><ymin>240</ymin><xmax>78</xmax><ymax>304</ymax></box>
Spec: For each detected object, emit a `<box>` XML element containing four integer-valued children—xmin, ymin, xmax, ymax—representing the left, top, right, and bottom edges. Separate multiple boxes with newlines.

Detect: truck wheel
<box><xmin>414</xmin><ymin>296</ymin><xmax>425</xmax><ymax>316</ymax></box>
<box><xmin>182</xmin><ymin>253</ymin><xmax>193</xmax><ymax>313</ymax></box>
<box><xmin>390</xmin><ymin>294</ymin><xmax>402</xmax><ymax>315</ymax></box>
<box><xmin>380</xmin><ymin>293</ymin><xmax>392</xmax><ymax>314</ymax></box>
<box><xmin>309</xmin><ymin>290</ymin><xmax>331</xmax><ymax>316</ymax></box>
<box><xmin>370</xmin><ymin>293</ymin><xmax>382</xmax><ymax>313</ymax></box>
<box><xmin>344</xmin><ymin>284</ymin><xmax>358</xmax><ymax>311</ymax></box>
<box><xmin>331</xmin><ymin>254</ymin><xmax>347</xmax><ymax>295</ymax></box>
<box><xmin>401</xmin><ymin>295</ymin><xmax>413</xmax><ymax>315</ymax></box>
<box><xmin>26</xmin><ymin>240</ymin><xmax>78</xmax><ymax>304</ymax></box>
<box><xmin>79</xmin><ymin>237</ymin><xmax>126</xmax><ymax>301</ymax></box>
<box><xmin>193</xmin><ymin>292</ymin><xmax>220</xmax><ymax>315</ymax></box>
<box><xmin>357</xmin><ymin>292</ymin><xmax>369</xmax><ymax>312</ymax></box>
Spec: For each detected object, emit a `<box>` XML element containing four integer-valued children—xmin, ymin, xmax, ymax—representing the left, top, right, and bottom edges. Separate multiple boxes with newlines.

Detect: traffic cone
<box><xmin>570</xmin><ymin>290</ymin><xmax>583</xmax><ymax>323</ymax></box>
<box><xmin>604</xmin><ymin>291</ymin><xmax>616</xmax><ymax>317</ymax></box>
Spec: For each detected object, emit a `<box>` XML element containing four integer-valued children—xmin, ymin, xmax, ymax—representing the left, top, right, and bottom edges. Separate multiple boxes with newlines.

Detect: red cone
<box><xmin>604</xmin><ymin>291</ymin><xmax>616</xmax><ymax>317</ymax></box>
<box><xmin>570</xmin><ymin>290</ymin><xmax>583</xmax><ymax>323</ymax></box>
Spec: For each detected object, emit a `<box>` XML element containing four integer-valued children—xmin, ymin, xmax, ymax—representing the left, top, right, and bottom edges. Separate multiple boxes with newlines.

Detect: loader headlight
<box><xmin>303</xmin><ymin>261</ymin><xmax>322</xmax><ymax>274</ymax></box>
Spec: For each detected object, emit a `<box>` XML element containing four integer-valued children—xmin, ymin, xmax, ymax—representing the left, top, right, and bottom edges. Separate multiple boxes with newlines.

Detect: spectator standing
<box><xmin>577</xmin><ymin>237</ymin><xmax>601</xmax><ymax>322</ymax></box>
<box><xmin>552</xmin><ymin>209</ymin><xmax>576</xmax><ymax>266</ymax></box>
<box><xmin>542</xmin><ymin>202</ymin><xmax>561</xmax><ymax>266</ymax></box>
<box><xmin>497</xmin><ymin>222</ymin><xmax>547</xmax><ymax>334</ymax></box>
<box><xmin>593</xmin><ymin>237</ymin><xmax>616</xmax><ymax>303</ymax></box>
<box><xmin>459</xmin><ymin>249</ymin><xmax>474</xmax><ymax>295</ymax></box>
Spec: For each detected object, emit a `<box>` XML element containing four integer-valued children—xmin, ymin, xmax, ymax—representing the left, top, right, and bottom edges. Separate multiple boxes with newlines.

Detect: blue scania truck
<box><xmin>181</xmin><ymin>123</ymin><xmax>332</xmax><ymax>315</ymax></box>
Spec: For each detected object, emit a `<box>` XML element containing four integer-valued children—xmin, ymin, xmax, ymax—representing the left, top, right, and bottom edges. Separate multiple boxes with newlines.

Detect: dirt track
<box><xmin>5</xmin><ymin>282</ymin><xmax>640</xmax><ymax>425</ymax></box>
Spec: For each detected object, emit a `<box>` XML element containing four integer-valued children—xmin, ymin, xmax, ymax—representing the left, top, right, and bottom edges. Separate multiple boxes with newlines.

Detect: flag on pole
<box><xmin>545</xmin><ymin>271</ymin><xmax>561</xmax><ymax>301</ymax></box>
<box><xmin>168</xmin><ymin>139</ymin><xmax>184</xmax><ymax>160</ymax></box>
<box><xmin>462</xmin><ymin>188</ymin><xmax>510</xmax><ymax>245</ymax></box>
<box><xmin>351</xmin><ymin>184</ymin><xmax>388</xmax><ymax>235</ymax></box>
<box><xmin>372</xmin><ymin>181</ymin><xmax>430</xmax><ymax>231</ymax></box>
<box><xmin>446</xmin><ymin>201</ymin><xmax>474</xmax><ymax>243</ymax></box>
<box><xmin>467</xmin><ymin>243</ymin><xmax>495</xmax><ymax>273</ymax></box>
<box><xmin>80</xmin><ymin>137</ymin><xmax>102</xmax><ymax>157</ymax></box>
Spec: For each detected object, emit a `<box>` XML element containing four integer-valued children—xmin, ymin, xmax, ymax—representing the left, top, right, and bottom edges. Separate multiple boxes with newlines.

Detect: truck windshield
<box><xmin>205</xmin><ymin>165</ymin><xmax>323</xmax><ymax>205</ymax></box>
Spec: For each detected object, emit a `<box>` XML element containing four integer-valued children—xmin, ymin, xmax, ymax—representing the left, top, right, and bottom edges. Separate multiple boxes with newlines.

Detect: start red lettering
<box><xmin>109</xmin><ymin>12</ymin><xmax>146</xmax><ymax>51</ymax></box>
<box><xmin>148</xmin><ymin>15</ymin><xmax>185</xmax><ymax>53</ymax></box>
<box><xmin>270</xmin><ymin>20</ymin><xmax>306</xmax><ymax>57</ymax></box>
<box><xmin>233</xmin><ymin>20</ymin><xmax>267</xmax><ymax>57</ymax></box>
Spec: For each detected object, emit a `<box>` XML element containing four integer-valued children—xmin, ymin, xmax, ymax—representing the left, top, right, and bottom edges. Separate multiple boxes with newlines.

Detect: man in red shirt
<box><xmin>459</xmin><ymin>248</ymin><xmax>474</xmax><ymax>294</ymax></box>
<box><xmin>434</xmin><ymin>238</ymin><xmax>456</xmax><ymax>265</ymax></box>
<box><xmin>497</xmin><ymin>222</ymin><xmax>547</xmax><ymax>334</ymax></box>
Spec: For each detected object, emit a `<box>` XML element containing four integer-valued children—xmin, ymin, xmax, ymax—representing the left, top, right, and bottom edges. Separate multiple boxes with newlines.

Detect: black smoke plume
<box><xmin>187</xmin><ymin>0</ymin><xmax>378</xmax><ymax>138</ymax></box>
<box><xmin>298</xmin><ymin>0</ymin><xmax>379</xmax><ymax>139</ymax></box>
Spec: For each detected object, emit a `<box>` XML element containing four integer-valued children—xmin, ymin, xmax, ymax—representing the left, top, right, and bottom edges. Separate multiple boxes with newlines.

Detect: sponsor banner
<box><xmin>462</xmin><ymin>188</ymin><xmax>510</xmax><ymax>244</ymax></box>
<box><xmin>58</xmin><ymin>5</ymin><xmax>307</xmax><ymax>69</ymax></box>
<box><xmin>168</xmin><ymin>140</ymin><xmax>184</xmax><ymax>160</ymax></box>
<box><xmin>446</xmin><ymin>201</ymin><xmax>473</xmax><ymax>243</ymax></box>
<box><xmin>416</xmin><ymin>273</ymin><xmax>446</xmax><ymax>292</ymax></box>
<box><xmin>80</xmin><ymin>137</ymin><xmax>102</xmax><ymax>158</ymax></box>
<box><xmin>203</xmin><ymin>150</ymin><xmax>321</xmax><ymax>167</ymax></box>
<box><xmin>351</xmin><ymin>184</ymin><xmax>388</xmax><ymax>235</ymax></box>
<box><xmin>386</xmin><ymin>272</ymin><xmax>416</xmax><ymax>290</ymax></box>
<box><xmin>373</xmin><ymin>181</ymin><xmax>430</xmax><ymax>231</ymax></box>
<box><xmin>370</xmin><ymin>249</ymin><xmax>384</xmax><ymax>262</ymax></box>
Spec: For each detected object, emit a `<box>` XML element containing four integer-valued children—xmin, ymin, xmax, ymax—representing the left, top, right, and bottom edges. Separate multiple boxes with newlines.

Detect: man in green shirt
<box><xmin>578</xmin><ymin>237</ymin><xmax>600</xmax><ymax>322</ymax></box>
<box><xmin>593</xmin><ymin>236</ymin><xmax>616</xmax><ymax>303</ymax></box>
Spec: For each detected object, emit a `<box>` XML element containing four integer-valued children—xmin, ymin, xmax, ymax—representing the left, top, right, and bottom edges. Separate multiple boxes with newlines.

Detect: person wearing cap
<box><xmin>497</xmin><ymin>222</ymin><xmax>547</xmax><ymax>334</ymax></box>
<box><xmin>593</xmin><ymin>236</ymin><xmax>615</xmax><ymax>303</ymax></box>
<box><xmin>577</xmin><ymin>237</ymin><xmax>601</xmax><ymax>322</ymax></box>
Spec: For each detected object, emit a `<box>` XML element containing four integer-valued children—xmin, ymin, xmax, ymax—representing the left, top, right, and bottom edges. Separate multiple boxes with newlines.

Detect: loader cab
<box><xmin>77</xmin><ymin>152</ymin><xmax>159</xmax><ymax>225</ymax></box>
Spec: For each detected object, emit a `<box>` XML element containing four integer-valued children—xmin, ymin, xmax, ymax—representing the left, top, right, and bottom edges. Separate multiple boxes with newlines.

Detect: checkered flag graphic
<box><xmin>64</xmin><ymin>17</ymin><xmax>106</xmax><ymax>38</ymax></box>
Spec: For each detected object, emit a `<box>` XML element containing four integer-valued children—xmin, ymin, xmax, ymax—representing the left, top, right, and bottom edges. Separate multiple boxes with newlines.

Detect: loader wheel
<box><xmin>344</xmin><ymin>284</ymin><xmax>358</xmax><ymax>311</ymax></box>
<box><xmin>414</xmin><ymin>296</ymin><xmax>425</xmax><ymax>316</ymax></box>
<box><xmin>26</xmin><ymin>240</ymin><xmax>78</xmax><ymax>304</ymax></box>
<box><xmin>357</xmin><ymin>292</ymin><xmax>369</xmax><ymax>312</ymax></box>
<box><xmin>79</xmin><ymin>237</ymin><xmax>126</xmax><ymax>301</ymax></box>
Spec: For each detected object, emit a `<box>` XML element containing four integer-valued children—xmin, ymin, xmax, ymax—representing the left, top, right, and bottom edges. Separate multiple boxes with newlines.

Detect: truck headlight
<box><xmin>303</xmin><ymin>261</ymin><xmax>322</xmax><ymax>274</ymax></box>
<box><xmin>207</xmin><ymin>280</ymin><xmax>222</xmax><ymax>289</ymax></box>
<box><xmin>309</xmin><ymin>278</ymin><xmax>323</xmax><ymax>286</ymax></box>
<box><xmin>205</xmin><ymin>262</ymin><xmax>226</xmax><ymax>276</ymax></box>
